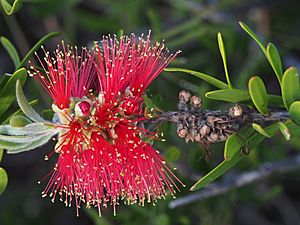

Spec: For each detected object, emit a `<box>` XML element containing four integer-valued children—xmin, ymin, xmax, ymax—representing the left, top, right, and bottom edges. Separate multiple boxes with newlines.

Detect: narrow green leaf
<box><xmin>18</xmin><ymin>32</ymin><xmax>60</xmax><ymax>69</ymax></box>
<box><xmin>281</xmin><ymin>67</ymin><xmax>300</xmax><ymax>110</ymax></box>
<box><xmin>267</xmin><ymin>43</ymin><xmax>283</xmax><ymax>82</ymax></box>
<box><xmin>224</xmin><ymin>127</ymin><xmax>254</xmax><ymax>160</ymax></box>
<box><xmin>0</xmin><ymin>68</ymin><xmax>27</xmax><ymax>118</ymax></box>
<box><xmin>239</xmin><ymin>21</ymin><xmax>266</xmax><ymax>54</ymax></box>
<box><xmin>289</xmin><ymin>101</ymin><xmax>300</xmax><ymax>126</ymax></box>
<box><xmin>0</xmin><ymin>138</ymin><xmax>30</xmax><ymax>149</ymax></box>
<box><xmin>192</xmin><ymin>122</ymin><xmax>281</xmax><ymax>190</ymax></box>
<box><xmin>190</xmin><ymin>153</ymin><xmax>243</xmax><ymax>191</ymax></box>
<box><xmin>0</xmin><ymin>168</ymin><xmax>8</xmax><ymax>195</ymax></box>
<box><xmin>164</xmin><ymin>68</ymin><xmax>229</xmax><ymax>89</ymax></box>
<box><xmin>248</xmin><ymin>76</ymin><xmax>268</xmax><ymax>114</ymax></box>
<box><xmin>1</xmin><ymin>99</ymin><xmax>38</xmax><ymax>124</ymax></box>
<box><xmin>217</xmin><ymin>32</ymin><xmax>232</xmax><ymax>89</ymax></box>
<box><xmin>0</xmin><ymin>149</ymin><xmax>3</xmax><ymax>162</ymax></box>
<box><xmin>6</xmin><ymin>132</ymin><xmax>56</xmax><ymax>154</ymax></box>
<box><xmin>0</xmin><ymin>123</ymin><xmax>53</xmax><ymax>136</ymax></box>
<box><xmin>278</xmin><ymin>122</ymin><xmax>291</xmax><ymax>140</ymax></box>
<box><xmin>0</xmin><ymin>36</ymin><xmax>20</xmax><ymax>68</ymax></box>
<box><xmin>205</xmin><ymin>89</ymin><xmax>250</xmax><ymax>103</ymax></box>
<box><xmin>268</xmin><ymin>95</ymin><xmax>284</xmax><ymax>108</ymax></box>
<box><xmin>0</xmin><ymin>0</ymin><xmax>23</xmax><ymax>15</ymax></box>
<box><xmin>16</xmin><ymin>80</ymin><xmax>45</xmax><ymax>122</ymax></box>
<box><xmin>0</xmin><ymin>133</ymin><xmax>49</xmax><ymax>143</ymax></box>
<box><xmin>252</xmin><ymin>123</ymin><xmax>279</xmax><ymax>138</ymax></box>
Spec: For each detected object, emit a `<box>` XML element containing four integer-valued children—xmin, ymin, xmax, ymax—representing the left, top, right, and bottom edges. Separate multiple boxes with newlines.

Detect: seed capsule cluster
<box><xmin>176</xmin><ymin>90</ymin><xmax>248</xmax><ymax>158</ymax></box>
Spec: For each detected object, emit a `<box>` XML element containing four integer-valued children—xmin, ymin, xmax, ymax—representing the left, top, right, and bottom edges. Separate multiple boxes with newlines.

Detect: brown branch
<box><xmin>144</xmin><ymin>91</ymin><xmax>289</xmax><ymax>157</ymax></box>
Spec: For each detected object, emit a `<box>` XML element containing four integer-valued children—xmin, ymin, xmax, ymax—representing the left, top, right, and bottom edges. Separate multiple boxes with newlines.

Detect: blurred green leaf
<box><xmin>252</xmin><ymin>123</ymin><xmax>279</xmax><ymax>138</ymax></box>
<box><xmin>289</xmin><ymin>101</ymin><xmax>300</xmax><ymax>126</ymax></box>
<box><xmin>217</xmin><ymin>32</ymin><xmax>232</xmax><ymax>89</ymax></box>
<box><xmin>0</xmin><ymin>168</ymin><xmax>8</xmax><ymax>195</ymax></box>
<box><xmin>205</xmin><ymin>89</ymin><xmax>249</xmax><ymax>102</ymax></box>
<box><xmin>267</xmin><ymin>43</ymin><xmax>283</xmax><ymax>82</ymax></box>
<box><xmin>281</xmin><ymin>67</ymin><xmax>300</xmax><ymax>109</ymax></box>
<box><xmin>84</xmin><ymin>208</ymin><xmax>111</xmax><ymax>225</ymax></box>
<box><xmin>0</xmin><ymin>36</ymin><xmax>20</xmax><ymax>68</ymax></box>
<box><xmin>239</xmin><ymin>21</ymin><xmax>266</xmax><ymax>54</ymax></box>
<box><xmin>41</xmin><ymin>109</ymin><xmax>54</xmax><ymax>121</ymax></box>
<box><xmin>1</xmin><ymin>99</ymin><xmax>38</xmax><ymax>124</ymax></box>
<box><xmin>268</xmin><ymin>95</ymin><xmax>284</xmax><ymax>108</ymax></box>
<box><xmin>16</xmin><ymin>80</ymin><xmax>45</xmax><ymax>122</ymax></box>
<box><xmin>0</xmin><ymin>0</ymin><xmax>23</xmax><ymax>15</ymax></box>
<box><xmin>248</xmin><ymin>76</ymin><xmax>268</xmax><ymax>114</ymax></box>
<box><xmin>285</xmin><ymin>120</ymin><xmax>300</xmax><ymax>138</ymax></box>
<box><xmin>165</xmin><ymin>68</ymin><xmax>229</xmax><ymax>89</ymax></box>
<box><xmin>190</xmin><ymin>153</ymin><xmax>243</xmax><ymax>191</ymax></box>
<box><xmin>0</xmin><ymin>149</ymin><xmax>3</xmax><ymax>162</ymax></box>
<box><xmin>9</xmin><ymin>115</ymin><xmax>31</xmax><ymax>127</ymax></box>
<box><xmin>278</xmin><ymin>122</ymin><xmax>291</xmax><ymax>140</ymax></box>
<box><xmin>18</xmin><ymin>31</ymin><xmax>60</xmax><ymax>69</ymax></box>
<box><xmin>0</xmin><ymin>68</ymin><xmax>27</xmax><ymax>119</ymax></box>
<box><xmin>165</xmin><ymin>146</ymin><xmax>181</xmax><ymax>162</ymax></box>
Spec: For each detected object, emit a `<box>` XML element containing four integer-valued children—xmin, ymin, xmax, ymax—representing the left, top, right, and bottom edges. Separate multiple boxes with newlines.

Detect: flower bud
<box><xmin>75</xmin><ymin>101</ymin><xmax>91</xmax><ymax>117</ymax></box>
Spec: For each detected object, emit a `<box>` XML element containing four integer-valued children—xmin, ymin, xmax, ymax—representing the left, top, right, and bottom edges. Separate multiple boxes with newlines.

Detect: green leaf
<box><xmin>278</xmin><ymin>122</ymin><xmax>291</xmax><ymax>141</ymax></box>
<box><xmin>0</xmin><ymin>68</ymin><xmax>27</xmax><ymax>119</ymax></box>
<box><xmin>0</xmin><ymin>138</ymin><xmax>29</xmax><ymax>149</ymax></box>
<box><xmin>0</xmin><ymin>0</ymin><xmax>23</xmax><ymax>15</ymax></box>
<box><xmin>268</xmin><ymin>95</ymin><xmax>284</xmax><ymax>108</ymax></box>
<box><xmin>205</xmin><ymin>89</ymin><xmax>249</xmax><ymax>103</ymax></box>
<box><xmin>0</xmin><ymin>168</ymin><xmax>8</xmax><ymax>195</ymax></box>
<box><xmin>289</xmin><ymin>101</ymin><xmax>300</xmax><ymax>126</ymax></box>
<box><xmin>224</xmin><ymin>127</ymin><xmax>254</xmax><ymax>160</ymax></box>
<box><xmin>1</xmin><ymin>99</ymin><xmax>38</xmax><ymax>124</ymax></box>
<box><xmin>281</xmin><ymin>67</ymin><xmax>300</xmax><ymax>110</ymax></box>
<box><xmin>165</xmin><ymin>146</ymin><xmax>181</xmax><ymax>162</ymax></box>
<box><xmin>0</xmin><ymin>149</ymin><xmax>3</xmax><ymax>162</ymax></box>
<box><xmin>0</xmin><ymin>123</ymin><xmax>53</xmax><ymax>136</ymax></box>
<box><xmin>6</xmin><ymin>132</ymin><xmax>56</xmax><ymax>154</ymax></box>
<box><xmin>248</xmin><ymin>76</ymin><xmax>268</xmax><ymax>114</ymax></box>
<box><xmin>18</xmin><ymin>32</ymin><xmax>60</xmax><ymax>69</ymax></box>
<box><xmin>190</xmin><ymin>153</ymin><xmax>243</xmax><ymax>191</ymax></box>
<box><xmin>16</xmin><ymin>80</ymin><xmax>45</xmax><ymax>122</ymax></box>
<box><xmin>9</xmin><ymin>115</ymin><xmax>31</xmax><ymax>127</ymax></box>
<box><xmin>267</xmin><ymin>43</ymin><xmax>283</xmax><ymax>82</ymax></box>
<box><xmin>285</xmin><ymin>120</ymin><xmax>300</xmax><ymax>138</ymax></box>
<box><xmin>0</xmin><ymin>36</ymin><xmax>20</xmax><ymax>68</ymax></box>
<box><xmin>252</xmin><ymin>123</ymin><xmax>279</xmax><ymax>138</ymax></box>
<box><xmin>239</xmin><ymin>21</ymin><xmax>266</xmax><ymax>54</ymax></box>
<box><xmin>217</xmin><ymin>32</ymin><xmax>232</xmax><ymax>89</ymax></box>
<box><xmin>191</xmin><ymin>122</ymin><xmax>280</xmax><ymax>190</ymax></box>
<box><xmin>164</xmin><ymin>68</ymin><xmax>229</xmax><ymax>89</ymax></box>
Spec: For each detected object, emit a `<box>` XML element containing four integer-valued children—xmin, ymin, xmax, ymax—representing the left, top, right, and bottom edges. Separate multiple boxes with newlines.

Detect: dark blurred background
<box><xmin>1</xmin><ymin>0</ymin><xmax>300</xmax><ymax>224</ymax></box>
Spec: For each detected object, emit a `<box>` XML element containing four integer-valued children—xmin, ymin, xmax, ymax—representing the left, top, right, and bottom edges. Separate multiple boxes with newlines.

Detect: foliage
<box><xmin>167</xmin><ymin>22</ymin><xmax>300</xmax><ymax>191</ymax></box>
<box><xmin>1</xmin><ymin>1</ymin><xmax>300</xmax><ymax>225</ymax></box>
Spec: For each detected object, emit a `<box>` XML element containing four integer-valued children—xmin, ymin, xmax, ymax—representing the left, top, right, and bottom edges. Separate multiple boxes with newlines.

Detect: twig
<box><xmin>168</xmin><ymin>154</ymin><xmax>300</xmax><ymax>209</ymax></box>
<box><xmin>144</xmin><ymin>91</ymin><xmax>289</xmax><ymax>155</ymax></box>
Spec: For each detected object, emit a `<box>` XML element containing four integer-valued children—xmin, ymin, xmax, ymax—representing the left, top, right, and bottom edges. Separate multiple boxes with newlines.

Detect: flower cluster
<box><xmin>28</xmin><ymin>32</ymin><xmax>184</xmax><ymax>216</ymax></box>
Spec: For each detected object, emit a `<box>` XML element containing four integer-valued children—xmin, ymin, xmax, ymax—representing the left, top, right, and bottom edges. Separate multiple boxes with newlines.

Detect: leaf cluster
<box><xmin>166</xmin><ymin>22</ymin><xmax>300</xmax><ymax>191</ymax></box>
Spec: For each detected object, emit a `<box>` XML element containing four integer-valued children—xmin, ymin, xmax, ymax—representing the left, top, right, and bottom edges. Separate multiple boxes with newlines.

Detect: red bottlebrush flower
<box><xmin>30</xmin><ymin>44</ymin><xmax>96</xmax><ymax>109</ymax></box>
<box><xmin>30</xmin><ymin>32</ymin><xmax>184</xmax><ymax>216</ymax></box>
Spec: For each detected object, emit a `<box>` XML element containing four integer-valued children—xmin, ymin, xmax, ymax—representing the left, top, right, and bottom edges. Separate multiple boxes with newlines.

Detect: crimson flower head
<box><xmin>28</xmin><ymin>32</ymin><xmax>184</xmax><ymax>216</ymax></box>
